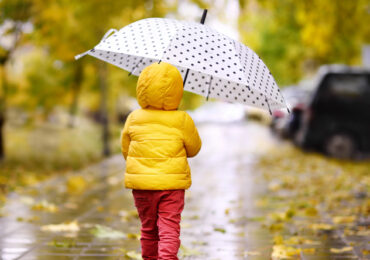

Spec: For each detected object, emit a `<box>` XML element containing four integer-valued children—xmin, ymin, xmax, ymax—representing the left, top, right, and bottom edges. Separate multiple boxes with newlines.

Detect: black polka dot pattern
<box><xmin>86</xmin><ymin>18</ymin><xmax>287</xmax><ymax>112</ymax></box>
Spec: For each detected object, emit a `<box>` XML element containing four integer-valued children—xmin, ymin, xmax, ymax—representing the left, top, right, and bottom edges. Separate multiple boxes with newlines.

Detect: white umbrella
<box><xmin>76</xmin><ymin>11</ymin><xmax>288</xmax><ymax>114</ymax></box>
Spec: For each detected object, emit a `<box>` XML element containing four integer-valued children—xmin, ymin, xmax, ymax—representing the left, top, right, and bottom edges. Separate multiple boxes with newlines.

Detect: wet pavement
<box><xmin>0</xmin><ymin>122</ymin><xmax>367</xmax><ymax>259</ymax></box>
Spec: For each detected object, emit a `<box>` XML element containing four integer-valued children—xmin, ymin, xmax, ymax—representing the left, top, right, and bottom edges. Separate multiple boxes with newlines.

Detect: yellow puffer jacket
<box><xmin>121</xmin><ymin>62</ymin><xmax>202</xmax><ymax>190</ymax></box>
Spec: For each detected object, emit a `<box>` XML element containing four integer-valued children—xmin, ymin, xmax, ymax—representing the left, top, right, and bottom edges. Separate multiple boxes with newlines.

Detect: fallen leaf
<box><xmin>243</xmin><ymin>250</ymin><xmax>261</xmax><ymax>256</ymax></box>
<box><xmin>119</xmin><ymin>210</ymin><xmax>139</xmax><ymax>222</ymax></box>
<box><xmin>127</xmin><ymin>233</ymin><xmax>140</xmax><ymax>240</ymax></box>
<box><xmin>268</xmin><ymin>223</ymin><xmax>284</xmax><ymax>232</ymax></box>
<box><xmin>191</xmin><ymin>240</ymin><xmax>207</xmax><ymax>246</ymax></box>
<box><xmin>179</xmin><ymin>245</ymin><xmax>202</xmax><ymax>257</ymax></box>
<box><xmin>89</xmin><ymin>224</ymin><xmax>126</xmax><ymax>239</ymax></box>
<box><xmin>332</xmin><ymin>216</ymin><xmax>356</xmax><ymax>224</ymax></box>
<box><xmin>17</xmin><ymin>216</ymin><xmax>39</xmax><ymax>223</ymax></box>
<box><xmin>302</xmin><ymin>248</ymin><xmax>316</xmax><ymax>254</ymax></box>
<box><xmin>19</xmin><ymin>196</ymin><xmax>35</xmax><ymax>206</ymax></box>
<box><xmin>180</xmin><ymin>222</ymin><xmax>192</xmax><ymax>228</ymax></box>
<box><xmin>304</xmin><ymin>207</ymin><xmax>318</xmax><ymax>216</ymax></box>
<box><xmin>48</xmin><ymin>239</ymin><xmax>76</xmax><ymax>248</ymax></box>
<box><xmin>32</xmin><ymin>200</ymin><xmax>58</xmax><ymax>213</ymax></box>
<box><xmin>330</xmin><ymin>247</ymin><xmax>353</xmax><ymax>253</ymax></box>
<box><xmin>125</xmin><ymin>250</ymin><xmax>142</xmax><ymax>259</ymax></box>
<box><xmin>67</xmin><ymin>176</ymin><xmax>87</xmax><ymax>194</ymax></box>
<box><xmin>247</xmin><ymin>216</ymin><xmax>265</xmax><ymax>222</ymax></box>
<box><xmin>41</xmin><ymin>221</ymin><xmax>80</xmax><ymax>232</ymax></box>
<box><xmin>214</xmin><ymin>227</ymin><xmax>226</xmax><ymax>233</ymax></box>
<box><xmin>284</xmin><ymin>236</ymin><xmax>316</xmax><ymax>245</ymax></box>
<box><xmin>271</xmin><ymin>245</ymin><xmax>301</xmax><ymax>259</ymax></box>
<box><xmin>309</xmin><ymin>223</ymin><xmax>333</xmax><ymax>231</ymax></box>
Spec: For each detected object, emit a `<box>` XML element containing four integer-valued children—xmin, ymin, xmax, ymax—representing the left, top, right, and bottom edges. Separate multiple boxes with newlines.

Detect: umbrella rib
<box><xmin>128</xmin><ymin>57</ymin><xmax>145</xmax><ymax>76</ymax></box>
<box><xmin>184</xmin><ymin>9</ymin><xmax>208</xmax><ymax>88</ymax></box>
<box><xmin>206</xmin><ymin>76</ymin><xmax>214</xmax><ymax>101</ymax></box>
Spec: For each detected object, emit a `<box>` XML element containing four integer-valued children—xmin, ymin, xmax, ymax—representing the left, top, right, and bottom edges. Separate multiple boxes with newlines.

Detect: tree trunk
<box><xmin>68</xmin><ymin>61</ymin><xmax>83</xmax><ymax>128</ymax></box>
<box><xmin>0</xmin><ymin>112</ymin><xmax>4</xmax><ymax>161</ymax></box>
<box><xmin>0</xmin><ymin>65</ymin><xmax>7</xmax><ymax>161</ymax></box>
<box><xmin>98</xmin><ymin>63</ymin><xmax>110</xmax><ymax>157</ymax></box>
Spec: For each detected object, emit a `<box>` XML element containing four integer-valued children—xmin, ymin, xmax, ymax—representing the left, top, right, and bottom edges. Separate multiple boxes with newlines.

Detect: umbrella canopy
<box><xmin>76</xmin><ymin>17</ymin><xmax>287</xmax><ymax>113</ymax></box>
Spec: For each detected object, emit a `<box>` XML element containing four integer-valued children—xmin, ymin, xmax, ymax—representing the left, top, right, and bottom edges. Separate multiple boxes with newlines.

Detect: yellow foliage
<box><xmin>66</xmin><ymin>176</ymin><xmax>87</xmax><ymax>194</ymax></box>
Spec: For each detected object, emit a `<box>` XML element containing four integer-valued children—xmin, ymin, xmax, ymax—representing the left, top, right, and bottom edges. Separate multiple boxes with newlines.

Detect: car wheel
<box><xmin>324</xmin><ymin>133</ymin><xmax>357</xmax><ymax>159</ymax></box>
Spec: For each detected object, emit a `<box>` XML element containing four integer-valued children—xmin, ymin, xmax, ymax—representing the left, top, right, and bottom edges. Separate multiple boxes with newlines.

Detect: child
<box><xmin>120</xmin><ymin>62</ymin><xmax>202</xmax><ymax>260</ymax></box>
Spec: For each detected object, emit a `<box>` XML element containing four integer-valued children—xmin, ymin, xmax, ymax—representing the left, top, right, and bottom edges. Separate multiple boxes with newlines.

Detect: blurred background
<box><xmin>0</xmin><ymin>1</ymin><xmax>369</xmax><ymax>259</ymax></box>
<box><xmin>0</xmin><ymin>0</ymin><xmax>369</xmax><ymax>197</ymax></box>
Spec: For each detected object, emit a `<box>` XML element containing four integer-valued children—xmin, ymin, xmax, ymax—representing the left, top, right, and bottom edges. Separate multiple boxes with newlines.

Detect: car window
<box><xmin>326</xmin><ymin>74</ymin><xmax>369</xmax><ymax>98</ymax></box>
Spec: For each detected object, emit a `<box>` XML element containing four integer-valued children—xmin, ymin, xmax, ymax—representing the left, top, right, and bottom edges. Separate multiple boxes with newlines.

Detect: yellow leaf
<box><xmin>302</xmin><ymin>248</ymin><xmax>316</xmax><ymax>254</ymax></box>
<box><xmin>304</xmin><ymin>207</ymin><xmax>318</xmax><ymax>216</ymax></box>
<box><xmin>125</xmin><ymin>250</ymin><xmax>142</xmax><ymax>260</ymax></box>
<box><xmin>271</xmin><ymin>245</ymin><xmax>301</xmax><ymax>259</ymax></box>
<box><xmin>41</xmin><ymin>221</ymin><xmax>80</xmax><ymax>232</ymax></box>
<box><xmin>273</xmin><ymin>235</ymin><xmax>284</xmax><ymax>245</ymax></box>
<box><xmin>309</xmin><ymin>223</ymin><xmax>333</xmax><ymax>231</ymax></box>
<box><xmin>269</xmin><ymin>223</ymin><xmax>284</xmax><ymax>232</ymax></box>
<box><xmin>330</xmin><ymin>247</ymin><xmax>353</xmax><ymax>253</ymax></box>
<box><xmin>332</xmin><ymin>216</ymin><xmax>356</xmax><ymax>224</ymax></box>
<box><xmin>285</xmin><ymin>236</ymin><xmax>316</xmax><ymax>245</ymax></box>
<box><xmin>67</xmin><ymin>176</ymin><xmax>87</xmax><ymax>194</ymax></box>
<box><xmin>32</xmin><ymin>200</ymin><xmax>58</xmax><ymax>213</ymax></box>
<box><xmin>179</xmin><ymin>245</ymin><xmax>202</xmax><ymax>257</ymax></box>
<box><xmin>243</xmin><ymin>250</ymin><xmax>261</xmax><ymax>256</ymax></box>
<box><xmin>127</xmin><ymin>233</ymin><xmax>140</xmax><ymax>240</ymax></box>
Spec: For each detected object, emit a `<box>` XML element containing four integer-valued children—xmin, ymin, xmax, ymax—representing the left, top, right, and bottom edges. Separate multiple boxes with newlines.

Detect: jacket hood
<box><xmin>136</xmin><ymin>62</ymin><xmax>183</xmax><ymax>110</ymax></box>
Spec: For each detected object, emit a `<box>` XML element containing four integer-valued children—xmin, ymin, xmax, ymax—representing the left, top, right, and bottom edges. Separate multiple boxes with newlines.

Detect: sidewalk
<box><xmin>0</xmin><ymin>122</ymin><xmax>366</xmax><ymax>259</ymax></box>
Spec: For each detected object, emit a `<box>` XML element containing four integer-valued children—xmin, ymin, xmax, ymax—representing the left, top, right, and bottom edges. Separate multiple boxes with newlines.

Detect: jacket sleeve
<box><xmin>183</xmin><ymin>112</ymin><xmax>202</xmax><ymax>157</ymax></box>
<box><xmin>120</xmin><ymin>113</ymin><xmax>132</xmax><ymax>160</ymax></box>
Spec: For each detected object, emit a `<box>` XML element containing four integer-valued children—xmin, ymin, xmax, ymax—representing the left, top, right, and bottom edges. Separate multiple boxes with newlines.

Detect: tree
<box><xmin>0</xmin><ymin>0</ymin><xmax>32</xmax><ymax>160</ymax></box>
<box><xmin>238</xmin><ymin>0</ymin><xmax>370</xmax><ymax>85</ymax></box>
<box><xmin>30</xmin><ymin>0</ymin><xmax>177</xmax><ymax>156</ymax></box>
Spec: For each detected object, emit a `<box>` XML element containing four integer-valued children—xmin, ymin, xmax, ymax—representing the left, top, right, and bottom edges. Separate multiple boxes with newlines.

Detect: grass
<box><xmin>0</xmin><ymin>118</ymin><xmax>122</xmax><ymax>199</ymax></box>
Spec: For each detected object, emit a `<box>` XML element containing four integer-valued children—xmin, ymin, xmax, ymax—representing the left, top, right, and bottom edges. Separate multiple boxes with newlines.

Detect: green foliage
<box><xmin>0</xmin><ymin>0</ymin><xmax>32</xmax><ymax>23</ymax></box>
<box><xmin>19</xmin><ymin>50</ymin><xmax>72</xmax><ymax>114</ymax></box>
<box><xmin>239</xmin><ymin>0</ymin><xmax>370</xmax><ymax>85</ymax></box>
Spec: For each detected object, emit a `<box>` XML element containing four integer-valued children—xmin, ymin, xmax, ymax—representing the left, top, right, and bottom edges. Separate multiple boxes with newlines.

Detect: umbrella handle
<box><xmin>101</xmin><ymin>28</ymin><xmax>118</xmax><ymax>41</ymax></box>
<box><xmin>75</xmin><ymin>28</ymin><xmax>118</xmax><ymax>60</ymax></box>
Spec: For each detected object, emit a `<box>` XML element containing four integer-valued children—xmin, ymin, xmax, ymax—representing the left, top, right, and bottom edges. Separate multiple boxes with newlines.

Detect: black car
<box><xmin>295</xmin><ymin>65</ymin><xmax>370</xmax><ymax>159</ymax></box>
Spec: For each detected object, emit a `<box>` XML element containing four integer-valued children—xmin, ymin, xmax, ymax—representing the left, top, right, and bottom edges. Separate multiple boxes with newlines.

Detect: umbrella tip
<box><xmin>74</xmin><ymin>50</ymin><xmax>90</xmax><ymax>60</ymax></box>
<box><xmin>200</xmin><ymin>9</ymin><xmax>208</xmax><ymax>24</ymax></box>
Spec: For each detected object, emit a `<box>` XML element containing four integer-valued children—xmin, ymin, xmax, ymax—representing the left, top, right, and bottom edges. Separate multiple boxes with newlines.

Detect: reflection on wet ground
<box><xmin>0</xmin><ymin>122</ymin><xmax>366</xmax><ymax>259</ymax></box>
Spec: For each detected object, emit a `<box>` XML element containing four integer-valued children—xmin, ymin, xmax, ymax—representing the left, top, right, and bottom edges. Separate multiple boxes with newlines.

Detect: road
<box><xmin>0</xmin><ymin>122</ymin><xmax>365</xmax><ymax>259</ymax></box>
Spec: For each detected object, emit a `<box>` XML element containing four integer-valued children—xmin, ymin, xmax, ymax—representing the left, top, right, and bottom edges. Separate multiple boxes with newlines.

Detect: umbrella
<box><xmin>75</xmin><ymin>10</ymin><xmax>288</xmax><ymax>114</ymax></box>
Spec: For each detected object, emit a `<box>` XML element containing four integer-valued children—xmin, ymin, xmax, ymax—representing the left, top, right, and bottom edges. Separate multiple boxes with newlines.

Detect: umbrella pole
<box><xmin>206</xmin><ymin>76</ymin><xmax>213</xmax><ymax>101</ymax></box>
<box><xmin>265</xmin><ymin>98</ymin><xmax>272</xmax><ymax>116</ymax></box>
<box><xmin>183</xmin><ymin>9</ymin><xmax>208</xmax><ymax>87</ymax></box>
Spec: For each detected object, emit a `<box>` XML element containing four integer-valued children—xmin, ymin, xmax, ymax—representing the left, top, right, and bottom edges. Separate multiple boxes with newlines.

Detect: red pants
<box><xmin>132</xmin><ymin>189</ymin><xmax>185</xmax><ymax>260</ymax></box>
